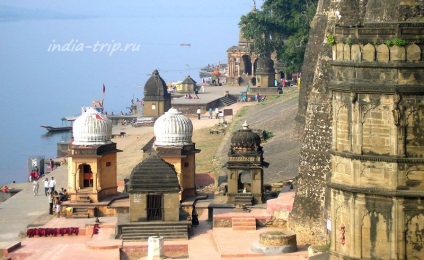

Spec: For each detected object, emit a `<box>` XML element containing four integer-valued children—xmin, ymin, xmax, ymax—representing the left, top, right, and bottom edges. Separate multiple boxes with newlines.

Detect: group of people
<box><xmin>184</xmin><ymin>93</ymin><xmax>200</xmax><ymax>99</ymax></box>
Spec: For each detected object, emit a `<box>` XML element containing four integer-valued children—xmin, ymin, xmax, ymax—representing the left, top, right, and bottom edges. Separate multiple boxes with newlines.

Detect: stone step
<box><xmin>121</xmin><ymin>233</ymin><xmax>187</xmax><ymax>241</ymax></box>
<box><xmin>232</xmin><ymin>226</ymin><xmax>257</xmax><ymax>231</ymax></box>
<box><xmin>232</xmin><ymin>217</ymin><xmax>256</xmax><ymax>231</ymax></box>
<box><xmin>232</xmin><ymin>218</ymin><xmax>256</xmax><ymax>225</ymax></box>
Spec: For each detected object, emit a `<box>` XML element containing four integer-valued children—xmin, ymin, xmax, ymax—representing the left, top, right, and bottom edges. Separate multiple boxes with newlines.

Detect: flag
<box><xmin>95</xmin><ymin>114</ymin><xmax>103</xmax><ymax>120</ymax></box>
<box><xmin>102</xmin><ymin>84</ymin><xmax>105</xmax><ymax>94</ymax></box>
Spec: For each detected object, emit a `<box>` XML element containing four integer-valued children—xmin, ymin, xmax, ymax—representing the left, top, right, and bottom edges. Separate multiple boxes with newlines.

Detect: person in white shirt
<box><xmin>196</xmin><ymin>108</ymin><xmax>201</xmax><ymax>120</ymax></box>
<box><xmin>44</xmin><ymin>178</ymin><xmax>49</xmax><ymax>196</ymax></box>
<box><xmin>49</xmin><ymin>177</ymin><xmax>56</xmax><ymax>193</ymax></box>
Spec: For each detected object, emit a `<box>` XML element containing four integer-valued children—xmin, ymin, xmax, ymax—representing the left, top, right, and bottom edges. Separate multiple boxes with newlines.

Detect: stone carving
<box><xmin>339</xmin><ymin>224</ymin><xmax>345</xmax><ymax>245</ymax></box>
<box><xmin>350</xmin><ymin>92</ymin><xmax>358</xmax><ymax>104</ymax></box>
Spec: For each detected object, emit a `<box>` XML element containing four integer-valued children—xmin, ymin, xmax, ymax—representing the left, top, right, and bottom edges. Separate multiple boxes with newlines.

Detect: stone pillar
<box><xmin>353</xmin><ymin>194</ymin><xmax>365</xmax><ymax>258</ymax></box>
<box><xmin>70</xmin><ymin>165</ymin><xmax>76</xmax><ymax>192</ymax></box>
<box><xmin>148</xmin><ymin>236</ymin><xmax>164</xmax><ymax>259</ymax></box>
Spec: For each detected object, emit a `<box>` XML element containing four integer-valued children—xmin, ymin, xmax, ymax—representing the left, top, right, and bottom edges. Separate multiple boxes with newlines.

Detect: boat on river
<box><xmin>40</xmin><ymin>125</ymin><xmax>73</xmax><ymax>132</ymax></box>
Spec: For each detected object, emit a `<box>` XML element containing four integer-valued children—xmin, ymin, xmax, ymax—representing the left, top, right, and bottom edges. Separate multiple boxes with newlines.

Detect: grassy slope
<box><xmin>193</xmin><ymin>87</ymin><xmax>301</xmax><ymax>185</ymax></box>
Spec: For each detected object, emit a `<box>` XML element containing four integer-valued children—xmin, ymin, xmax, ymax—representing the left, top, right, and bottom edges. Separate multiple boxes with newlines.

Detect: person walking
<box><xmin>32</xmin><ymin>179</ymin><xmax>39</xmax><ymax>196</ymax></box>
<box><xmin>49</xmin><ymin>177</ymin><xmax>56</xmax><ymax>193</ymax></box>
<box><xmin>208</xmin><ymin>107</ymin><xmax>213</xmax><ymax>119</ymax></box>
<box><xmin>44</xmin><ymin>178</ymin><xmax>49</xmax><ymax>196</ymax></box>
<box><xmin>196</xmin><ymin>108</ymin><xmax>201</xmax><ymax>120</ymax></box>
<box><xmin>49</xmin><ymin>159</ymin><xmax>54</xmax><ymax>172</ymax></box>
<box><xmin>215</xmin><ymin>107</ymin><xmax>219</xmax><ymax>119</ymax></box>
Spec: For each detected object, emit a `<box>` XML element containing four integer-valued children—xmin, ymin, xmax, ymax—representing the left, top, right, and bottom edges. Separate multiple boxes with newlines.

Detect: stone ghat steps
<box><xmin>234</xmin><ymin>194</ymin><xmax>253</xmax><ymax>206</ymax></box>
<box><xmin>117</xmin><ymin>224</ymin><xmax>189</xmax><ymax>241</ymax></box>
<box><xmin>220</xmin><ymin>94</ymin><xmax>238</xmax><ymax>107</ymax></box>
<box><xmin>232</xmin><ymin>217</ymin><xmax>256</xmax><ymax>231</ymax></box>
<box><xmin>66</xmin><ymin>207</ymin><xmax>94</xmax><ymax>218</ymax></box>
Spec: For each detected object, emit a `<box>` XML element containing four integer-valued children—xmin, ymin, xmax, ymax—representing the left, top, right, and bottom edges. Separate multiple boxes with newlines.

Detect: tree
<box><xmin>239</xmin><ymin>0</ymin><xmax>318</xmax><ymax>74</ymax></box>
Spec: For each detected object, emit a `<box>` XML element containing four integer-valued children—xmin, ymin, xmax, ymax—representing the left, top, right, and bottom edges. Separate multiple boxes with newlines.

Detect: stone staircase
<box><xmin>234</xmin><ymin>193</ymin><xmax>253</xmax><ymax>206</ymax></box>
<box><xmin>219</xmin><ymin>94</ymin><xmax>238</xmax><ymax>107</ymax></box>
<box><xmin>116</xmin><ymin>222</ymin><xmax>191</xmax><ymax>241</ymax></box>
<box><xmin>66</xmin><ymin>196</ymin><xmax>96</xmax><ymax>218</ymax></box>
<box><xmin>232</xmin><ymin>217</ymin><xmax>256</xmax><ymax>231</ymax></box>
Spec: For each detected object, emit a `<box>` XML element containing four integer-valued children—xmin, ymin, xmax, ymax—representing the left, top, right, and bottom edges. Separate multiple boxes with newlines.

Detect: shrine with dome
<box><xmin>142</xmin><ymin>69</ymin><xmax>171</xmax><ymax>118</ymax></box>
<box><xmin>65</xmin><ymin>108</ymin><xmax>121</xmax><ymax>217</ymax></box>
<box><xmin>226</xmin><ymin>121</ymin><xmax>266</xmax><ymax>205</ymax></box>
<box><xmin>116</xmin><ymin>107</ymin><xmax>198</xmax><ymax>240</ymax></box>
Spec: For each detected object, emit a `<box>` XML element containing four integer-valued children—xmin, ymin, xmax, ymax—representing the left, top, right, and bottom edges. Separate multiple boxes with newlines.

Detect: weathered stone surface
<box><xmin>291</xmin><ymin>0</ymin><xmax>424</xmax><ymax>258</ymax></box>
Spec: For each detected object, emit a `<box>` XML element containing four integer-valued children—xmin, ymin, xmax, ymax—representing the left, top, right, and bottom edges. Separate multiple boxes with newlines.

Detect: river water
<box><xmin>0</xmin><ymin>1</ymin><xmax>252</xmax><ymax>185</ymax></box>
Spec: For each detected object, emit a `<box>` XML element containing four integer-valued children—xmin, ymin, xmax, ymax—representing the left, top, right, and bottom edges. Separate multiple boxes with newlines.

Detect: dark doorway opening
<box><xmin>147</xmin><ymin>193</ymin><xmax>163</xmax><ymax>221</ymax></box>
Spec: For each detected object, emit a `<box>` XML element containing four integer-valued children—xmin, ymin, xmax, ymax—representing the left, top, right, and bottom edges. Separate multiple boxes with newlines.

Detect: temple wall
<box><xmin>291</xmin><ymin>0</ymin><xmax>424</xmax><ymax>251</ymax></box>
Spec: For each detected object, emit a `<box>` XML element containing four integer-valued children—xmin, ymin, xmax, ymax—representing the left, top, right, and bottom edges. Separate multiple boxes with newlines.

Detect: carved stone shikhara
<box><xmin>290</xmin><ymin>0</ymin><xmax>424</xmax><ymax>258</ymax></box>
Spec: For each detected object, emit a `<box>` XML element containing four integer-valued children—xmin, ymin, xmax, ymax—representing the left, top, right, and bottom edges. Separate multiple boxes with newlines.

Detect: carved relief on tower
<box><xmin>333</xmin><ymin>194</ymin><xmax>352</xmax><ymax>254</ymax></box>
<box><xmin>332</xmin><ymin>93</ymin><xmax>350</xmax><ymax>152</ymax></box>
<box><xmin>376</xmin><ymin>44</ymin><xmax>390</xmax><ymax>63</ymax></box>
<box><xmin>405</xmin><ymin>104</ymin><xmax>424</xmax><ymax>158</ymax></box>
<box><xmin>351</xmin><ymin>44</ymin><xmax>362</xmax><ymax>62</ymax></box>
<box><xmin>331</xmin><ymin>156</ymin><xmax>353</xmax><ymax>185</ymax></box>
<box><xmin>343</xmin><ymin>44</ymin><xmax>351</xmax><ymax>61</ymax></box>
<box><xmin>361</xmin><ymin>96</ymin><xmax>394</xmax><ymax>155</ymax></box>
<box><xmin>336</xmin><ymin>43</ymin><xmax>345</xmax><ymax>61</ymax></box>
<box><xmin>405</xmin><ymin>166</ymin><xmax>424</xmax><ymax>190</ymax></box>
<box><xmin>405</xmin><ymin>214</ymin><xmax>424</xmax><ymax>259</ymax></box>
<box><xmin>362</xmin><ymin>43</ymin><xmax>376</xmax><ymax>62</ymax></box>
<box><xmin>390</xmin><ymin>45</ymin><xmax>406</xmax><ymax>62</ymax></box>
<box><xmin>407</xmin><ymin>44</ymin><xmax>421</xmax><ymax>62</ymax></box>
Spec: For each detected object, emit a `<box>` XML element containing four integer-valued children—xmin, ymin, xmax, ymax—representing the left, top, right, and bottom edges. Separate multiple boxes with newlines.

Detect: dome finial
<box><xmin>242</xmin><ymin>121</ymin><xmax>249</xmax><ymax>130</ymax></box>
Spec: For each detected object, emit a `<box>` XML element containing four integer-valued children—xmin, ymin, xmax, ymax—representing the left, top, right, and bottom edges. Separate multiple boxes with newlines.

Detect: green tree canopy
<box><xmin>239</xmin><ymin>0</ymin><xmax>318</xmax><ymax>74</ymax></box>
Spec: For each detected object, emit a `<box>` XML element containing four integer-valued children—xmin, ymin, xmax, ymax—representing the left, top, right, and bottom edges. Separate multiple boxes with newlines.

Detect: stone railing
<box><xmin>331</xmin><ymin>42</ymin><xmax>422</xmax><ymax>63</ymax></box>
<box><xmin>330</xmin><ymin>23</ymin><xmax>424</xmax><ymax>63</ymax></box>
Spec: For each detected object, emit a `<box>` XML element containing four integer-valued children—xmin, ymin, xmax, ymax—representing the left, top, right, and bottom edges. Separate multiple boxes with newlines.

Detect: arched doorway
<box><xmin>238</xmin><ymin>171</ymin><xmax>252</xmax><ymax>193</ymax></box>
<box><xmin>79</xmin><ymin>164</ymin><xmax>93</xmax><ymax>188</ymax></box>
<box><xmin>242</xmin><ymin>55</ymin><xmax>252</xmax><ymax>75</ymax></box>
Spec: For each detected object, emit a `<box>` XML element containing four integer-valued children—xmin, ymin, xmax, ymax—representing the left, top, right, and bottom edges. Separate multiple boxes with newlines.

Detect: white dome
<box><xmin>72</xmin><ymin>108</ymin><xmax>112</xmax><ymax>145</ymax></box>
<box><xmin>154</xmin><ymin>108</ymin><xmax>193</xmax><ymax>146</ymax></box>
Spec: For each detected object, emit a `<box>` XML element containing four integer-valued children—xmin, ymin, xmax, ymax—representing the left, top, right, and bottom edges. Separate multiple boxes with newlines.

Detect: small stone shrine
<box><xmin>226</xmin><ymin>121</ymin><xmax>265</xmax><ymax>205</ymax></box>
<box><xmin>67</xmin><ymin>108</ymin><xmax>119</xmax><ymax>216</ymax></box>
<box><xmin>127</xmin><ymin>153</ymin><xmax>180</xmax><ymax>222</ymax></box>
<box><xmin>254</xmin><ymin>57</ymin><xmax>275</xmax><ymax>88</ymax></box>
<box><xmin>179</xmin><ymin>75</ymin><xmax>197</xmax><ymax>93</ymax></box>
<box><xmin>143</xmin><ymin>69</ymin><xmax>171</xmax><ymax>118</ymax></box>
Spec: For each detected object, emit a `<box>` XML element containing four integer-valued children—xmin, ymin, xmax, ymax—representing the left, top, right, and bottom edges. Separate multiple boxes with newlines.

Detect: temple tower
<box><xmin>290</xmin><ymin>0</ymin><xmax>424</xmax><ymax>257</ymax></box>
<box><xmin>328</xmin><ymin>21</ymin><xmax>424</xmax><ymax>260</ymax></box>
<box><xmin>68</xmin><ymin>108</ymin><xmax>118</xmax><ymax>203</ymax></box>
<box><xmin>143</xmin><ymin>69</ymin><xmax>171</xmax><ymax>118</ymax></box>
<box><xmin>226</xmin><ymin>121</ymin><xmax>265</xmax><ymax>205</ymax></box>
<box><xmin>153</xmin><ymin>108</ymin><xmax>200</xmax><ymax>201</ymax></box>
